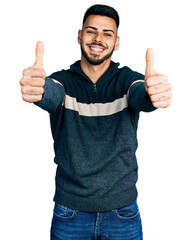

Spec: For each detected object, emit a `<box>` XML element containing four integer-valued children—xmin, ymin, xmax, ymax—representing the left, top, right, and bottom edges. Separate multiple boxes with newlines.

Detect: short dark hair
<box><xmin>83</xmin><ymin>4</ymin><xmax>120</xmax><ymax>29</ymax></box>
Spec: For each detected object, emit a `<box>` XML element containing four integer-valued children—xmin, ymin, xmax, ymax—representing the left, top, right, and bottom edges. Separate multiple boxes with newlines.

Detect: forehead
<box><xmin>83</xmin><ymin>15</ymin><xmax>117</xmax><ymax>33</ymax></box>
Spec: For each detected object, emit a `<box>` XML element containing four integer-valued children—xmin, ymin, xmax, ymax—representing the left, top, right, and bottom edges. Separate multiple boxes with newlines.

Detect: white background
<box><xmin>0</xmin><ymin>0</ymin><xmax>192</xmax><ymax>239</ymax></box>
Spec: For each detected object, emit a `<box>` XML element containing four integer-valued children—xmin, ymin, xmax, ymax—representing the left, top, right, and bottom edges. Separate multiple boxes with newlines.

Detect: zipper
<box><xmin>93</xmin><ymin>84</ymin><xmax>97</xmax><ymax>99</ymax></box>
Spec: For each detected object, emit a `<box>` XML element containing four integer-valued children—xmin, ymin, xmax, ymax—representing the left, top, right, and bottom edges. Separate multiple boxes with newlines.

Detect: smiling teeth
<box><xmin>91</xmin><ymin>47</ymin><xmax>103</xmax><ymax>52</ymax></box>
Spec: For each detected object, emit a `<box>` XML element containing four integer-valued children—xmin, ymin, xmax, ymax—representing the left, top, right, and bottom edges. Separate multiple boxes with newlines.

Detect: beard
<box><xmin>81</xmin><ymin>43</ymin><xmax>115</xmax><ymax>66</ymax></box>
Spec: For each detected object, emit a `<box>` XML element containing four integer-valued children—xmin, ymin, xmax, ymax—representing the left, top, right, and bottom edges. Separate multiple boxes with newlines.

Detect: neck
<box><xmin>80</xmin><ymin>57</ymin><xmax>111</xmax><ymax>84</ymax></box>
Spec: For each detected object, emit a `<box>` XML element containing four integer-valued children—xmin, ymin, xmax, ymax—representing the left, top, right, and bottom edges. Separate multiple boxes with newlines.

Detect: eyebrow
<box><xmin>85</xmin><ymin>26</ymin><xmax>115</xmax><ymax>35</ymax></box>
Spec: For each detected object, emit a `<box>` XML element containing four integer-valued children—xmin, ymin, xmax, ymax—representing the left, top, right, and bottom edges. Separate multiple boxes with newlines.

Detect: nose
<box><xmin>93</xmin><ymin>32</ymin><xmax>103</xmax><ymax>42</ymax></box>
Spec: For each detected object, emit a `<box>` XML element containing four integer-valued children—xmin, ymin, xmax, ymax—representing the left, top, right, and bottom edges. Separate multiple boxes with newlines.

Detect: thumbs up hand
<box><xmin>33</xmin><ymin>41</ymin><xmax>44</xmax><ymax>69</ymax></box>
<box><xmin>145</xmin><ymin>48</ymin><xmax>172</xmax><ymax>108</ymax></box>
<box><xmin>20</xmin><ymin>41</ymin><xmax>46</xmax><ymax>103</ymax></box>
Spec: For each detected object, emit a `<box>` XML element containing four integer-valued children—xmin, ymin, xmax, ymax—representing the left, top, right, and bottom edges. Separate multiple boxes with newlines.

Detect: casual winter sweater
<box><xmin>35</xmin><ymin>60</ymin><xmax>156</xmax><ymax>212</ymax></box>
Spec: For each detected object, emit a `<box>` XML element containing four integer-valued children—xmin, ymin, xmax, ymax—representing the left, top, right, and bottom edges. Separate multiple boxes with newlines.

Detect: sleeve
<box><xmin>34</xmin><ymin>76</ymin><xmax>65</xmax><ymax>114</ymax></box>
<box><xmin>128</xmin><ymin>80</ymin><xmax>157</xmax><ymax>113</ymax></box>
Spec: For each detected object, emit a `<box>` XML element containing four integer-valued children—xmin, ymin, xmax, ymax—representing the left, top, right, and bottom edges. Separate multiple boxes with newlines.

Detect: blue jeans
<box><xmin>51</xmin><ymin>200</ymin><xmax>143</xmax><ymax>240</ymax></box>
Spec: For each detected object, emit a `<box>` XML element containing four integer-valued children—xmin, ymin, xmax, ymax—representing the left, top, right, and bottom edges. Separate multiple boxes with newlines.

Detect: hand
<box><xmin>145</xmin><ymin>48</ymin><xmax>172</xmax><ymax>108</ymax></box>
<box><xmin>20</xmin><ymin>41</ymin><xmax>46</xmax><ymax>103</ymax></box>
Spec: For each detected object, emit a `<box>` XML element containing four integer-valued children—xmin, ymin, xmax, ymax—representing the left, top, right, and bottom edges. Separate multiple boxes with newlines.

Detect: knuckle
<box><xmin>150</xmin><ymin>95</ymin><xmax>156</xmax><ymax>102</ymax></box>
<box><xmin>40</xmin><ymin>78</ymin><xmax>45</xmax><ymax>86</ymax></box>
<box><xmin>22</xmin><ymin>69</ymin><xmax>26</xmax><ymax>76</ymax></box>
<box><xmin>40</xmin><ymin>69</ymin><xmax>46</xmax><ymax>78</ymax></box>
<box><xmin>160</xmin><ymin>75</ymin><xmax>168</xmax><ymax>84</ymax></box>
<box><xmin>165</xmin><ymin>83</ymin><xmax>172</xmax><ymax>92</ymax></box>
<box><xmin>146</xmin><ymin>81</ymin><xmax>150</xmax><ymax>88</ymax></box>
<box><xmin>42</xmin><ymin>69</ymin><xmax>46</xmax><ymax>77</ymax></box>
<box><xmin>38</xmin><ymin>87</ymin><xmax>44</xmax><ymax>95</ymax></box>
<box><xmin>147</xmin><ymin>87</ymin><xmax>153</xmax><ymax>95</ymax></box>
<box><xmin>146</xmin><ymin>77</ymin><xmax>154</xmax><ymax>87</ymax></box>
<box><xmin>41</xmin><ymin>88</ymin><xmax>44</xmax><ymax>94</ymax></box>
<box><xmin>152</xmin><ymin>102</ymin><xmax>158</xmax><ymax>108</ymax></box>
<box><xmin>22</xmin><ymin>95</ymin><xmax>29</xmax><ymax>102</ymax></box>
<box><xmin>21</xmin><ymin>86</ymin><xmax>25</xmax><ymax>94</ymax></box>
<box><xmin>19</xmin><ymin>78</ymin><xmax>24</xmax><ymax>85</ymax></box>
<box><xmin>23</xmin><ymin>68</ymin><xmax>29</xmax><ymax>76</ymax></box>
<box><xmin>145</xmin><ymin>80</ymin><xmax>149</xmax><ymax>87</ymax></box>
<box><xmin>22</xmin><ymin>77</ymin><xmax>30</xmax><ymax>85</ymax></box>
<box><xmin>37</xmin><ymin>94</ymin><xmax>43</xmax><ymax>101</ymax></box>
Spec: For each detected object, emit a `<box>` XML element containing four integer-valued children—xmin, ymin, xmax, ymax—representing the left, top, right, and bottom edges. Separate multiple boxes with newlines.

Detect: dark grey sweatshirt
<box><xmin>35</xmin><ymin>60</ymin><xmax>156</xmax><ymax>212</ymax></box>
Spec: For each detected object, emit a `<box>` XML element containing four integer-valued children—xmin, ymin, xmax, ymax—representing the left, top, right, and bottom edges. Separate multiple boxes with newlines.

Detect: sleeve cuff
<box><xmin>34</xmin><ymin>77</ymin><xmax>65</xmax><ymax>114</ymax></box>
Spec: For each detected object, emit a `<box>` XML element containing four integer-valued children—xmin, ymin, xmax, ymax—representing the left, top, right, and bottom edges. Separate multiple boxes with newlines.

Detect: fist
<box><xmin>20</xmin><ymin>41</ymin><xmax>46</xmax><ymax>103</ymax></box>
<box><xmin>145</xmin><ymin>48</ymin><xmax>172</xmax><ymax>108</ymax></box>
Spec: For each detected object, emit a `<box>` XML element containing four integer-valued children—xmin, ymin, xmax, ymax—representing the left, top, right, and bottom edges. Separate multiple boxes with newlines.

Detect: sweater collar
<box><xmin>70</xmin><ymin>60</ymin><xmax>120</xmax><ymax>75</ymax></box>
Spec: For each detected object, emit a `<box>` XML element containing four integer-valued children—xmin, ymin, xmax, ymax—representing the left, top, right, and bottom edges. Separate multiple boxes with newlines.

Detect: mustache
<box><xmin>87</xmin><ymin>42</ymin><xmax>107</xmax><ymax>49</ymax></box>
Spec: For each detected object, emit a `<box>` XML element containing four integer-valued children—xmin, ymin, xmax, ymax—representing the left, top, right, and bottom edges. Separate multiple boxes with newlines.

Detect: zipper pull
<box><xmin>94</xmin><ymin>84</ymin><xmax>97</xmax><ymax>93</ymax></box>
<box><xmin>93</xmin><ymin>84</ymin><xmax>97</xmax><ymax>99</ymax></box>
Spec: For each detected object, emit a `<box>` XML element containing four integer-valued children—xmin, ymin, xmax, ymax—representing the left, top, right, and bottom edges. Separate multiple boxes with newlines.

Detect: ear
<box><xmin>78</xmin><ymin>30</ymin><xmax>82</xmax><ymax>44</ymax></box>
<box><xmin>114</xmin><ymin>36</ymin><xmax>120</xmax><ymax>51</ymax></box>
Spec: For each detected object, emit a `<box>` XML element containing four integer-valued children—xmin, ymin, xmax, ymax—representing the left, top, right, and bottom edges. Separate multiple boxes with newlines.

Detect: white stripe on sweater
<box><xmin>64</xmin><ymin>80</ymin><xmax>144</xmax><ymax>117</ymax></box>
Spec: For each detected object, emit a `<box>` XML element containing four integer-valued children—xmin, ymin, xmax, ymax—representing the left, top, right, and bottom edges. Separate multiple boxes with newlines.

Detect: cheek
<box><xmin>108</xmin><ymin>40</ymin><xmax>116</xmax><ymax>50</ymax></box>
<box><xmin>105</xmin><ymin>36</ymin><xmax>116</xmax><ymax>45</ymax></box>
<box><xmin>81</xmin><ymin>33</ymin><xmax>92</xmax><ymax>44</ymax></box>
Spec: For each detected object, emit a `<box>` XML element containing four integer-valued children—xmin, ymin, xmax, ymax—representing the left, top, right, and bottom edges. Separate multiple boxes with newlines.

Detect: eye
<box><xmin>104</xmin><ymin>33</ymin><xmax>112</xmax><ymax>37</ymax></box>
<box><xmin>87</xmin><ymin>31</ymin><xmax>96</xmax><ymax>35</ymax></box>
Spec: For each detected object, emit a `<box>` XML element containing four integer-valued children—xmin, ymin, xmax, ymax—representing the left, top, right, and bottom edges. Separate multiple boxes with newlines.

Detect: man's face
<box><xmin>78</xmin><ymin>15</ymin><xmax>119</xmax><ymax>66</ymax></box>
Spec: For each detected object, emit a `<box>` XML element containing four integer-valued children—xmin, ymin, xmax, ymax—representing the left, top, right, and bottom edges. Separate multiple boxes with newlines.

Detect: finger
<box><xmin>145</xmin><ymin>48</ymin><xmax>156</xmax><ymax>78</ymax></box>
<box><xmin>21</xmin><ymin>86</ymin><xmax>44</xmax><ymax>95</ymax></box>
<box><xmin>23</xmin><ymin>68</ymin><xmax>46</xmax><ymax>78</ymax></box>
<box><xmin>20</xmin><ymin>76</ymin><xmax>45</xmax><ymax>87</ymax></box>
<box><xmin>33</xmin><ymin>41</ymin><xmax>44</xmax><ymax>68</ymax></box>
<box><xmin>152</xmin><ymin>99</ymin><xmax>172</xmax><ymax>109</ymax></box>
<box><xmin>147</xmin><ymin>83</ymin><xmax>172</xmax><ymax>96</ymax></box>
<box><xmin>22</xmin><ymin>94</ymin><xmax>43</xmax><ymax>103</ymax></box>
<box><xmin>145</xmin><ymin>75</ymin><xmax>168</xmax><ymax>88</ymax></box>
<box><xmin>150</xmin><ymin>90</ymin><xmax>172</xmax><ymax>103</ymax></box>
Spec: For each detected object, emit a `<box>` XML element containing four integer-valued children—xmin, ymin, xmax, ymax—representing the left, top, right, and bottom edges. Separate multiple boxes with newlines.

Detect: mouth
<box><xmin>89</xmin><ymin>47</ymin><xmax>105</xmax><ymax>55</ymax></box>
<box><xmin>87</xmin><ymin>43</ymin><xmax>106</xmax><ymax>55</ymax></box>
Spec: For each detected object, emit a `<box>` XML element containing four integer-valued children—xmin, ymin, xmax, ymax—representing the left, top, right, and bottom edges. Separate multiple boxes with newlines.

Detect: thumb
<box><xmin>33</xmin><ymin>41</ymin><xmax>44</xmax><ymax>68</ymax></box>
<box><xmin>145</xmin><ymin>48</ymin><xmax>155</xmax><ymax>78</ymax></box>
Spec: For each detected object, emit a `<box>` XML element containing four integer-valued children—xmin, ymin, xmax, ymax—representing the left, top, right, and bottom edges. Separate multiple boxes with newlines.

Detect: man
<box><xmin>20</xmin><ymin>4</ymin><xmax>172</xmax><ymax>240</ymax></box>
